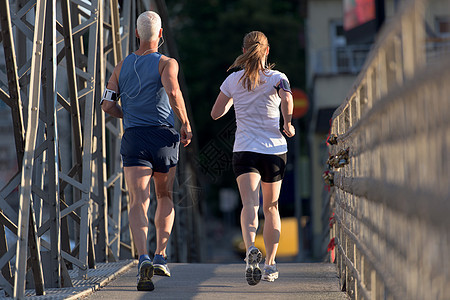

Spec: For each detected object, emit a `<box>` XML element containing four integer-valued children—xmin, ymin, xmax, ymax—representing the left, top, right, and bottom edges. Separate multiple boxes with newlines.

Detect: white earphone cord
<box><xmin>118</xmin><ymin>36</ymin><xmax>165</xmax><ymax>100</ymax></box>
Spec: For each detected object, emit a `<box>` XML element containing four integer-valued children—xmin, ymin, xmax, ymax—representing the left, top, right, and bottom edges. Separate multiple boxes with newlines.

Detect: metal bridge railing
<box><xmin>326</xmin><ymin>0</ymin><xmax>450</xmax><ymax>299</ymax></box>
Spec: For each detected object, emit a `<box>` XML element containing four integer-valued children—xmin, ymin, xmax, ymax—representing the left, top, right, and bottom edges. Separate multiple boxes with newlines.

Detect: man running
<box><xmin>101</xmin><ymin>11</ymin><xmax>192</xmax><ymax>291</ymax></box>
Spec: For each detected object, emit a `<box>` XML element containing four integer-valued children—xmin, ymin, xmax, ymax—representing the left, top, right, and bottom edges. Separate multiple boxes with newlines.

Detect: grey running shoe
<box><xmin>137</xmin><ymin>260</ymin><xmax>154</xmax><ymax>291</ymax></box>
<box><xmin>262</xmin><ymin>263</ymin><xmax>279</xmax><ymax>282</ymax></box>
<box><xmin>245</xmin><ymin>246</ymin><xmax>262</xmax><ymax>285</ymax></box>
<box><xmin>153</xmin><ymin>254</ymin><xmax>171</xmax><ymax>277</ymax></box>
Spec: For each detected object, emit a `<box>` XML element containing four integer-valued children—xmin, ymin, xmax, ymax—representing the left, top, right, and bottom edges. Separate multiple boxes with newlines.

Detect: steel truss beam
<box><xmin>0</xmin><ymin>0</ymin><xmax>100</xmax><ymax>296</ymax></box>
<box><xmin>14</xmin><ymin>0</ymin><xmax>46</xmax><ymax>297</ymax></box>
<box><xmin>99</xmin><ymin>0</ymin><xmax>131</xmax><ymax>261</ymax></box>
<box><xmin>0</xmin><ymin>3</ymin><xmax>24</xmax><ymax>293</ymax></box>
<box><xmin>0</xmin><ymin>0</ymin><xmax>203</xmax><ymax>297</ymax></box>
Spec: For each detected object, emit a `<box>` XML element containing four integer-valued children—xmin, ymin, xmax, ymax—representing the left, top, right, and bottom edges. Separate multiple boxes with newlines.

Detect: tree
<box><xmin>165</xmin><ymin>0</ymin><xmax>305</xmax><ymax>214</ymax></box>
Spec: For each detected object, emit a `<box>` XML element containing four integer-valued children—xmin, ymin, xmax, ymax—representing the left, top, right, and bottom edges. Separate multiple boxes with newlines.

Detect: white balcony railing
<box><xmin>313</xmin><ymin>38</ymin><xmax>450</xmax><ymax>76</ymax></box>
<box><xmin>313</xmin><ymin>45</ymin><xmax>372</xmax><ymax>75</ymax></box>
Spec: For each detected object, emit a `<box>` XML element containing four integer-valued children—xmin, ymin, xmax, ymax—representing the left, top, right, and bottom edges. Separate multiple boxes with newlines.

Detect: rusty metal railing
<box><xmin>326</xmin><ymin>0</ymin><xmax>450</xmax><ymax>299</ymax></box>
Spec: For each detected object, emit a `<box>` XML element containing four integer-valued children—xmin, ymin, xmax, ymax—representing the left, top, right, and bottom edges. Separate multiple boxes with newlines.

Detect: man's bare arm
<box><xmin>160</xmin><ymin>58</ymin><xmax>192</xmax><ymax>146</ymax></box>
<box><xmin>102</xmin><ymin>63</ymin><xmax>123</xmax><ymax>118</ymax></box>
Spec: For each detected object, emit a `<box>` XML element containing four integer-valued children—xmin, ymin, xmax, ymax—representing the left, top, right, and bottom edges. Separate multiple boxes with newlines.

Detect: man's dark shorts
<box><xmin>232</xmin><ymin>151</ymin><xmax>287</xmax><ymax>183</ymax></box>
<box><xmin>120</xmin><ymin>126</ymin><xmax>180</xmax><ymax>173</ymax></box>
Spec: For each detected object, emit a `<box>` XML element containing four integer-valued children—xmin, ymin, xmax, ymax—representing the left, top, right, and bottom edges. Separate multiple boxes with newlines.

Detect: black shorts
<box><xmin>120</xmin><ymin>126</ymin><xmax>180</xmax><ymax>173</ymax></box>
<box><xmin>232</xmin><ymin>151</ymin><xmax>287</xmax><ymax>183</ymax></box>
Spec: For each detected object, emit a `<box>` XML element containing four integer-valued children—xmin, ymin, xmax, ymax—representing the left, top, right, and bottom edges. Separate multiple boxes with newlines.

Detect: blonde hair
<box><xmin>136</xmin><ymin>11</ymin><xmax>161</xmax><ymax>41</ymax></box>
<box><xmin>228</xmin><ymin>31</ymin><xmax>274</xmax><ymax>91</ymax></box>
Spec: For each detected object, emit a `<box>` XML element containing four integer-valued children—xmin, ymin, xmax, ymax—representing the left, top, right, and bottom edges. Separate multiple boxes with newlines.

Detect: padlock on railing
<box><xmin>327</xmin><ymin>134</ymin><xmax>338</xmax><ymax>145</ymax></box>
<box><xmin>329</xmin><ymin>212</ymin><xmax>335</xmax><ymax>228</ymax></box>
<box><xmin>326</xmin><ymin>154</ymin><xmax>339</xmax><ymax>168</ymax></box>
<box><xmin>335</xmin><ymin>147</ymin><xmax>349</xmax><ymax>167</ymax></box>
<box><xmin>326</xmin><ymin>147</ymin><xmax>349</xmax><ymax>168</ymax></box>
<box><xmin>322</xmin><ymin>170</ymin><xmax>334</xmax><ymax>186</ymax></box>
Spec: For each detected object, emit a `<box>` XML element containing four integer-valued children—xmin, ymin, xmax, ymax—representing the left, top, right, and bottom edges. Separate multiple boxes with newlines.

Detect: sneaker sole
<box><xmin>137</xmin><ymin>263</ymin><xmax>154</xmax><ymax>291</ymax></box>
<box><xmin>153</xmin><ymin>265</ymin><xmax>171</xmax><ymax>277</ymax></box>
<box><xmin>245</xmin><ymin>248</ymin><xmax>262</xmax><ymax>286</ymax></box>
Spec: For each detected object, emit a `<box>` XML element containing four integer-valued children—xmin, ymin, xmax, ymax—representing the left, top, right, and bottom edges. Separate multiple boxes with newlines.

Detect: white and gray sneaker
<box><xmin>262</xmin><ymin>263</ymin><xmax>279</xmax><ymax>282</ymax></box>
<box><xmin>245</xmin><ymin>246</ymin><xmax>262</xmax><ymax>286</ymax></box>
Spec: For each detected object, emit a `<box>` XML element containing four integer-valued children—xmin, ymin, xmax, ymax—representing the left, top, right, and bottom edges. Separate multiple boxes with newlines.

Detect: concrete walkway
<box><xmin>12</xmin><ymin>260</ymin><xmax>347</xmax><ymax>299</ymax></box>
<box><xmin>85</xmin><ymin>262</ymin><xmax>348</xmax><ymax>300</ymax></box>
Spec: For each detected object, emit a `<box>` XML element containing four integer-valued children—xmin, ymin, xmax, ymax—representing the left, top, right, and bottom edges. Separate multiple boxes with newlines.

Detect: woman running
<box><xmin>211</xmin><ymin>31</ymin><xmax>295</xmax><ymax>286</ymax></box>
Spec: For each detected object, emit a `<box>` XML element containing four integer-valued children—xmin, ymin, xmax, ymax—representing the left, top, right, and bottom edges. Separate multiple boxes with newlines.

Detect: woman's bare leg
<box><xmin>261</xmin><ymin>180</ymin><xmax>282</xmax><ymax>265</ymax></box>
<box><xmin>236</xmin><ymin>172</ymin><xmax>261</xmax><ymax>251</ymax></box>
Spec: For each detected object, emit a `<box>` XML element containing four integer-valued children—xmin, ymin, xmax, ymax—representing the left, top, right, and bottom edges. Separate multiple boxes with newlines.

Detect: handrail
<box><xmin>326</xmin><ymin>0</ymin><xmax>450</xmax><ymax>299</ymax></box>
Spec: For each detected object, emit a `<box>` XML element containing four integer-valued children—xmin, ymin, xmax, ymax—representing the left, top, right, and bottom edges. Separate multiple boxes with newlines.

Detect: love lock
<box><xmin>326</xmin><ymin>154</ymin><xmax>340</xmax><ymax>168</ymax></box>
<box><xmin>327</xmin><ymin>148</ymin><xmax>349</xmax><ymax>168</ymax></box>
<box><xmin>336</xmin><ymin>157</ymin><xmax>348</xmax><ymax>167</ymax></box>
<box><xmin>336</xmin><ymin>147</ymin><xmax>349</xmax><ymax>159</ymax></box>
<box><xmin>336</xmin><ymin>148</ymin><xmax>349</xmax><ymax>167</ymax></box>
<box><xmin>322</xmin><ymin>170</ymin><xmax>334</xmax><ymax>186</ymax></box>
<box><xmin>327</xmin><ymin>134</ymin><xmax>338</xmax><ymax>145</ymax></box>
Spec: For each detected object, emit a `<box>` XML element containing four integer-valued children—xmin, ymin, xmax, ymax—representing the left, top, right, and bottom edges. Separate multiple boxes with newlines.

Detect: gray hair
<box><xmin>136</xmin><ymin>11</ymin><xmax>161</xmax><ymax>41</ymax></box>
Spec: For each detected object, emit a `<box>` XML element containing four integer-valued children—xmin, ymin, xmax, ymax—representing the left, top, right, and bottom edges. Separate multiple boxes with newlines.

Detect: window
<box><xmin>436</xmin><ymin>17</ymin><xmax>450</xmax><ymax>37</ymax></box>
<box><xmin>427</xmin><ymin>17</ymin><xmax>450</xmax><ymax>63</ymax></box>
<box><xmin>330</xmin><ymin>21</ymin><xmax>370</xmax><ymax>73</ymax></box>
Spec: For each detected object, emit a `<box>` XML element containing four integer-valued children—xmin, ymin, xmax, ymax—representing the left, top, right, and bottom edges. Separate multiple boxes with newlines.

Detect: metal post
<box><xmin>93</xmin><ymin>0</ymin><xmax>110</xmax><ymax>263</ymax></box>
<box><xmin>78</xmin><ymin>0</ymin><xmax>100</xmax><ymax>277</ymax></box>
<box><xmin>14</xmin><ymin>0</ymin><xmax>46</xmax><ymax>297</ymax></box>
<box><xmin>103</xmin><ymin>0</ymin><xmax>125</xmax><ymax>262</ymax></box>
<box><xmin>59</xmin><ymin>0</ymin><xmax>84</xmax><ymax>273</ymax></box>
<box><xmin>42</xmin><ymin>0</ymin><xmax>62</xmax><ymax>287</ymax></box>
<box><xmin>0</xmin><ymin>0</ymin><xmax>25</xmax><ymax>292</ymax></box>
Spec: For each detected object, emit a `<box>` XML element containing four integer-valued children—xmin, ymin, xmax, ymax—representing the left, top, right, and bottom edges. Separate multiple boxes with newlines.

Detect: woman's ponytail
<box><xmin>228</xmin><ymin>31</ymin><xmax>273</xmax><ymax>91</ymax></box>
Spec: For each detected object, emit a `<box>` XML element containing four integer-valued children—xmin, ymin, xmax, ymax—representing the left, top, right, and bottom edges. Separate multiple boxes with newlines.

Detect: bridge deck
<box><xmin>17</xmin><ymin>260</ymin><xmax>348</xmax><ymax>299</ymax></box>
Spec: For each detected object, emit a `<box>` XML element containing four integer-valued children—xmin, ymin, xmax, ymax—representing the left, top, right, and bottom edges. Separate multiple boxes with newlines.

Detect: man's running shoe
<box><xmin>245</xmin><ymin>246</ymin><xmax>262</xmax><ymax>285</ymax></box>
<box><xmin>137</xmin><ymin>259</ymin><xmax>154</xmax><ymax>291</ymax></box>
<box><xmin>153</xmin><ymin>254</ymin><xmax>171</xmax><ymax>277</ymax></box>
<box><xmin>262</xmin><ymin>263</ymin><xmax>279</xmax><ymax>282</ymax></box>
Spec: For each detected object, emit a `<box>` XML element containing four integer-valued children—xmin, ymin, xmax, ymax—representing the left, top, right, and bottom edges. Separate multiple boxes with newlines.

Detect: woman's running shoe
<box><xmin>262</xmin><ymin>263</ymin><xmax>279</xmax><ymax>282</ymax></box>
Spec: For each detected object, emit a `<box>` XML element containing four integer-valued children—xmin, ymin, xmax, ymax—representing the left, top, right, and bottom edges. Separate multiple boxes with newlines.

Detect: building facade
<box><xmin>306</xmin><ymin>0</ymin><xmax>449</xmax><ymax>259</ymax></box>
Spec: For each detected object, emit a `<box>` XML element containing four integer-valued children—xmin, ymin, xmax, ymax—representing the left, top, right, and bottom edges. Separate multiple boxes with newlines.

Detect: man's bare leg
<box><xmin>124</xmin><ymin>166</ymin><xmax>154</xmax><ymax>290</ymax></box>
<box><xmin>152</xmin><ymin>166</ymin><xmax>176</xmax><ymax>276</ymax></box>
<box><xmin>124</xmin><ymin>166</ymin><xmax>153</xmax><ymax>255</ymax></box>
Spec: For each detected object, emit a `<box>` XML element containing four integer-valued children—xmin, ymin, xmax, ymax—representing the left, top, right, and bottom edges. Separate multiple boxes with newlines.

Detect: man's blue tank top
<box><xmin>118</xmin><ymin>52</ymin><xmax>174</xmax><ymax>129</ymax></box>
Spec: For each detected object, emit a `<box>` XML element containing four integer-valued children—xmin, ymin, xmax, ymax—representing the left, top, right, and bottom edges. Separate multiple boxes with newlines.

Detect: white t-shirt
<box><xmin>220</xmin><ymin>69</ymin><xmax>289</xmax><ymax>155</ymax></box>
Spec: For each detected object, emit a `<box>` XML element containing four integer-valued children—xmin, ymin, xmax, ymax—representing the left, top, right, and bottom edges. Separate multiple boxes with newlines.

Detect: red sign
<box><xmin>292</xmin><ymin>88</ymin><xmax>309</xmax><ymax>119</ymax></box>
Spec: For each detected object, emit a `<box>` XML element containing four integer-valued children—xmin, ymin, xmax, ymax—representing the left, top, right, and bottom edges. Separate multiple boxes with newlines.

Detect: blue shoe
<box><xmin>137</xmin><ymin>258</ymin><xmax>154</xmax><ymax>291</ymax></box>
<box><xmin>153</xmin><ymin>254</ymin><xmax>171</xmax><ymax>277</ymax></box>
<box><xmin>245</xmin><ymin>246</ymin><xmax>262</xmax><ymax>286</ymax></box>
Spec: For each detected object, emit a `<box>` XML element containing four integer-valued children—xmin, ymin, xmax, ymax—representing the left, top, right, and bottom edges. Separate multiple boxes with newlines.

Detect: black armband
<box><xmin>278</xmin><ymin>79</ymin><xmax>292</xmax><ymax>94</ymax></box>
<box><xmin>274</xmin><ymin>79</ymin><xmax>292</xmax><ymax>96</ymax></box>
